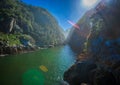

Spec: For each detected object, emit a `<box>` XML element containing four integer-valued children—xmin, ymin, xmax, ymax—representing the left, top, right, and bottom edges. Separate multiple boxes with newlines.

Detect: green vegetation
<box><xmin>0</xmin><ymin>32</ymin><xmax>21</xmax><ymax>46</ymax></box>
<box><xmin>0</xmin><ymin>32</ymin><xmax>35</xmax><ymax>47</ymax></box>
<box><xmin>90</xmin><ymin>14</ymin><xmax>105</xmax><ymax>36</ymax></box>
<box><xmin>0</xmin><ymin>0</ymin><xmax>65</xmax><ymax>48</ymax></box>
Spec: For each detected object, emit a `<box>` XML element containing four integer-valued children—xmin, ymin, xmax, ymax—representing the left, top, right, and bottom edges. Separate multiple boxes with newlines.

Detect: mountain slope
<box><xmin>64</xmin><ymin>0</ymin><xmax>120</xmax><ymax>85</ymax></box>
<box><xmin>66</xmin><ymin>9</ymin><xmax>94</xmax><ymax>53</ymax></box>
<box><xmin>0</xmin><ymin>0</ymin><xmax>65</xmax><ymax>48</ymax></box>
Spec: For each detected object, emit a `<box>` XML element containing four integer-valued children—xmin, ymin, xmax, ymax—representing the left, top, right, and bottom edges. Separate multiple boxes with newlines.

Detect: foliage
<box><xmin>0</xmin><ymin>0</ymin><xmax>65</xmax><ymax>47</ymax></box>
<box><xmin>0</xmin><ymin>32</ymin><xmax>21</xmax><ymax>46</ymax></box>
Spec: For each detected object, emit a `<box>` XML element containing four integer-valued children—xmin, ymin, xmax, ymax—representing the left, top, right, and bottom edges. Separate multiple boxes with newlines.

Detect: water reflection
<box><xmin>0</xmin><ymin>45</ymin><xmax>76</xmax><ymax>85</ymax></box>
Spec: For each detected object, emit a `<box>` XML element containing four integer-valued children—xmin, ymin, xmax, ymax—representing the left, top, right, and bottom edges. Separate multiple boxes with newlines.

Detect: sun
<box><xmin>82</xmin><ymin>0</ymin><xmax>98</xmax><ymax>7</ymax></box>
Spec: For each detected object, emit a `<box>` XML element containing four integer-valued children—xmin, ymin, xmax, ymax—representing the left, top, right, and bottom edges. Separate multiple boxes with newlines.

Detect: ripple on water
<box><xmin>0</xmin><ymin>45</ymin><xmax>76</xmax><ymax>85</ymax></box>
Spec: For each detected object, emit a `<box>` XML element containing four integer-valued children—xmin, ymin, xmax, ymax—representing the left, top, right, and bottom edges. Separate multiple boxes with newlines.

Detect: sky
<box><xmin>22</xmin><ymin>0</ymin><xmax>100</xmax><ymax>30</ymax></box>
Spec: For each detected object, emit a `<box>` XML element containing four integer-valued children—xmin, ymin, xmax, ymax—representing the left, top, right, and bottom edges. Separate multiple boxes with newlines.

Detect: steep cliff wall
<box><xmin>0</xmin><ymin>0</ymin><xmax>65</xmax><ymax>48</ymax></box>
<box><xmin>64</xmin><ymin>0</ymin><xmax>120</xmax><ymax>85</ymax></box>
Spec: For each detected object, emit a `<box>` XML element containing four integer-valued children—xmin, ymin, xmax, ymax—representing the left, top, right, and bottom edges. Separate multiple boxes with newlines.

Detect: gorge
<box><xmin>0</xmin><ymin>0</ymin><xmax>120</xmax><ymax>85</ymax></box>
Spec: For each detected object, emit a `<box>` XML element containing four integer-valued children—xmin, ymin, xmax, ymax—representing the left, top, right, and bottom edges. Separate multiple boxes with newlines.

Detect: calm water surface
<box><xmin>0</xmin><ymin>45</ymin><xmax>76</xmax><ymax>85</ymax></box>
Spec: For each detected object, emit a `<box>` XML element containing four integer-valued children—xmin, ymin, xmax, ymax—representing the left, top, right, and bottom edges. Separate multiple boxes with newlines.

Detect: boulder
<box><xmin>64</xmin><ymin>60</ymin><xmax>97</xmax><ymax>85</ymax></box>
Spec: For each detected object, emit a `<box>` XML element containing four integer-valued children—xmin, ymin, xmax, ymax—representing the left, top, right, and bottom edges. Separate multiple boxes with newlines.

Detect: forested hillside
<box><xmin>0</xmin><ymin>0</ymin><xmax>65</xmax><ymax>55</ymax></box>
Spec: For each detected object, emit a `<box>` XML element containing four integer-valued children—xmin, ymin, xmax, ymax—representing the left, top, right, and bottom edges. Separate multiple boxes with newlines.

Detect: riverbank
<box><xmin>0</xmin><ymin>46</ymin><xmax>38</xmax><ymax>57</ymax></box>
<box><xmin>0</xmin><ymin>44</ymin><xmax>66</xmax><ymax>57</ymax></box>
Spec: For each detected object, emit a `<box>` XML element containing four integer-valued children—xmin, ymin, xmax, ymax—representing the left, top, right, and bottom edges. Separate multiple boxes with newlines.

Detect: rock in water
<box><xmin>60</xmin><ymin>80</ymin><xmax>69</xmax><ymax>85</ymax></box>
<box><xmin>64</xmin><ymin>60</ymin><xmax>97</xmax><ymax>85</ymax></box>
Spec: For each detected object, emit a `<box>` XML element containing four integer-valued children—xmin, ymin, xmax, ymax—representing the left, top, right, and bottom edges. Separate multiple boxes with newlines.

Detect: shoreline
<box><xmin>0</xmin><ymin>49</ymin><xmax>36</xmax><ymax>57</ymax></box>
<box><xmin>0</xmin><ymin>46</ymin><xmax>38</xmax><ymax>57</ymax></box>
<box><xmin>0</xmin><ymin>44</ymin><xmax>65</xmax><ymax>57</ymax></box>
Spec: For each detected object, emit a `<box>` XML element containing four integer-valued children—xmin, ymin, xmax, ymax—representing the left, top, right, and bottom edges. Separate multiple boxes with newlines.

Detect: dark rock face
<box><xmin>64</xmin><ymin>61</ymin><xmax>97</xmax><ymax>85</ymax></box>
<box><xmin>66</xmin><ymin>10</ymin><xmax>94</xmax><ymax>54</ymax></box>
<box><xmin>64</xmin><ymin>0</ymin><xmax>120</xmax><ymax>85</ymax></box>
<box><xmin>64</xmin><ymin>60</ymin><xmax>120</xmax><ymax>85</ymax></box>
<box><xmin>94</xmin><ymin>68</ymin><xmax>117</xmax><ymax>85</ymax></box>
<box><xmin>88</xmin><ymin>0</ymin><xmax>120</xmax><ymax>58</ymax></box>
<box><xmin>67</xmin><ymin>29</ymin><xmax>86</xmax><ymax>54</ymax></box>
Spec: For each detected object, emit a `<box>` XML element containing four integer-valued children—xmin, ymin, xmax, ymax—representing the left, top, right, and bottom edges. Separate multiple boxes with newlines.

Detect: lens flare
<box><xmin>67</xmin><ymin>20</ymin><xmax>80</xmax><ymax>30</ymax></box>
<box><xmin>40</xmin><ymin>65</ymin><xmax>48</xmax><ymax>72</ymax></box>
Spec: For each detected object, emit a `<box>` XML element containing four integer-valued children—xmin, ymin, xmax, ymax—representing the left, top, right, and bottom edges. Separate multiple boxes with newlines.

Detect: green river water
<box><xmin>0</xmin><ymin>45</ymin><xmax>76</xmax><ymax>85</ymax></box>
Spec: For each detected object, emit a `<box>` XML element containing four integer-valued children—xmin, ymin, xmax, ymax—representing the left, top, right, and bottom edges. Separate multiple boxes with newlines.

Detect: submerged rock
<box><xmin>60</xmin><ymin>80</ymin><xmax>69</xmax><ymax>85</ymax></box>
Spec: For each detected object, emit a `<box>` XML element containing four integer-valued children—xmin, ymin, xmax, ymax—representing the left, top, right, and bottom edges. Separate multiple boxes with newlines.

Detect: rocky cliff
<box><xmin>64</xmin><ymin>0</ymin><xmax>120</xmax><ymax>85</ymax></box>
<box><xmin>66</xmin><ymin>9</ymin><xmax>95</xmax><ymax>53</ymax></box>
<box><xmin>0</xmin><ymin>0</ymin><xmax>65</xmax><ymax>55</ymax></box>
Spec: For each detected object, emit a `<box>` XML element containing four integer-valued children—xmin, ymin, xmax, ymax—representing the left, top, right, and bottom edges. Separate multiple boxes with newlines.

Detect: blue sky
<box><xmin>22</xmin><ymin>0</ymin><xmax>99</xmax><ymax>30</ymax></box>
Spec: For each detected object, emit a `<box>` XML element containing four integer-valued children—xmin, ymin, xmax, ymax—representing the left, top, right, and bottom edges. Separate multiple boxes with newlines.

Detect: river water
<box><xmin>0</xmin><ymin>45</ymin><xmax>76</xmax><ymax>85</ymax></box>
